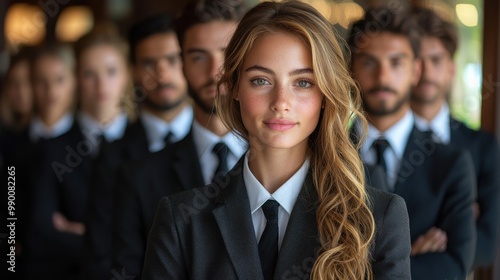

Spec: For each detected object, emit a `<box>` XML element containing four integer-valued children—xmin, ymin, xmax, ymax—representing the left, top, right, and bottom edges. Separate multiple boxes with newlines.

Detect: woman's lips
<box><xmin>264</xmin><ymin>118</ymin><xmax>297</xmax><ymax>131</ymax></box>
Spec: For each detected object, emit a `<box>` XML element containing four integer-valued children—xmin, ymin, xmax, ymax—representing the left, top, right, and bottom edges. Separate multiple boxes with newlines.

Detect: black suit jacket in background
<box><xmin>142</xmin><ymin>158</ymin><xmax>412</xmax><ymax>280</ymax></box>
<box><xmin>84</xmin><ymin>119</ymin><xmax>150</xmax><ymax>280</ymax></box>
<box><xmin>111</xmin><ymin>131</ymin><xmax>204</xmax><ymax>279</ymax></box>
<box><xmin>22</xmin><ymin>122</ymin><xmax>93</xmax><ymax>280</ymax></box>
<box><xmin>365</xmin><ymin>127</ymin><xmax>476</xmax><ymax>280</ymax></box>
<box><xmin>449</xmin><ymin>118</ymin><xmax>500</xmax><ymax>267</ymax></box>
<box><xmin>0</xmin><ymin>128</ymin><xmax>47</xmax><ymax>280</ymax></box>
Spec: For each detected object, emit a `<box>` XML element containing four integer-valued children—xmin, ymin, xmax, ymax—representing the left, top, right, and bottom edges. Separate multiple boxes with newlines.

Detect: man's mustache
<box><xmin>202</xmin><ymin>79</ymin><xmax>216</xmax><ymax>90</ymax></box>
<box><xmin>417</xmin><ymin>79</ymin><xmax>439</xmax><ymax>88</ymax></box>
<box><xmin>367</xmin><ymin>85</ymin><xmax>398</xmax><ymax>95</ymax></box>
<box><xmin>156</xmin><ymin>83</ymin><xmax>177</xmax><ymax>91</ymax></box>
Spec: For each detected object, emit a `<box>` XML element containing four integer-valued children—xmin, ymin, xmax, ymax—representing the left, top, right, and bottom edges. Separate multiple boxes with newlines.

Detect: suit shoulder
<box><xmin>476</xmin><ymin>129</ymin><xmax>499</xmax><ymax>150</ymax></box>
<box><xmin>366</xmin><ymin>186</ymin><xmax>407</xmax><ymax>216</ymax></box>
<box><xmin>433</xmin><ymin>141</ymin><xmax>472</xmax><ymax>163</ymax></box>
<box><xmin>164</xmin><ymin>183</ymin><xmax>218</xmax><ymax>212</ymax></box>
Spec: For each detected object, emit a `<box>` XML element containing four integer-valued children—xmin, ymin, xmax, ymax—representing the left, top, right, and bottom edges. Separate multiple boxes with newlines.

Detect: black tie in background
<box><xmin>164</xmin><ymin>131</ymin><xmax>174</xmax><ymax>145</ymax></box>
<box><xmin>423</xmin><ymin>129</ymin><xmax>440</xmax><ymax>143</ymax></box>
<box><xmin>93</xmin><ymin>133</ymin><xmax>105</xmax><ymax>156</ymax></box>
<box><xmin>259</xmin><ymin>200</ymin><xmax>280</xmax><ymax>280</ymax></box>
<box><xmin>212</xmin><ymin>142</ymin><xmax>229</xmax><ymax>182</ymax></box>
<box><xmin>373</xmin><ymin>138</ymin><xmax>390</xmax><ymax>174</ymax></box>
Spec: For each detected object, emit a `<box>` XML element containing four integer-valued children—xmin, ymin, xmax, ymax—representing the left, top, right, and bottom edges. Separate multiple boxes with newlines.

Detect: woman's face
<box><xmin>5</xmin><ymin>60</ymin><xmax>33</xmax><ymax>115</ymax></box>
<box><xmin>237</xmin><ymin>33</ymin><xmax>323</xmax><ymax>151</ymax></box>
<box><xmin>78</xmin><ymin>44</ymin><xmax>129</xmax><ymax>115</ymax></box>
<box><xmin>32</xmin><ymin>55</ymin><xmax>75</xmax><ymax>121</ymax></box>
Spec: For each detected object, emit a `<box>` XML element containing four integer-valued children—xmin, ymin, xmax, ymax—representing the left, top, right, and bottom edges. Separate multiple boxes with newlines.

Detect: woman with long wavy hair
<box><xmin>142</xmin><ymin>1</ymin><xmax>411</xmax><ymax>279</ymax></box>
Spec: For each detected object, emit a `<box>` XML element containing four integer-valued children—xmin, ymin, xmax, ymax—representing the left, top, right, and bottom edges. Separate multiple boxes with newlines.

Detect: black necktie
<box><xmin>164</xmin><ymin>131</ymin><xmax>174</xmax><ymax>145</ymax></box>
<box><xmin>93</xmin><ymin>133</ymin><xmax>105</xmax><ymax>156</ymax></box>
<box><xmin>372</xmin><ymin>138</ymin><xmax>390</xmax><ymax>174</ymax></box>
<box><xmin>423</xmin><ymin>129</ymin><xmax>440</xmax><ymax>143</ymax></box>
<box><xmin>97</xmin><ymin>133</ymin><xmax>105</xmax><ymax>144</ymax></box>
<box><xmin>212</xmin><ymin>142</ymin><xmax>229</xmax><ymax>182</ymax></box>
<box><xmin>258</xmin><ymin>200</ymin><xmax>280</xmax><ymax>280</ymax></box>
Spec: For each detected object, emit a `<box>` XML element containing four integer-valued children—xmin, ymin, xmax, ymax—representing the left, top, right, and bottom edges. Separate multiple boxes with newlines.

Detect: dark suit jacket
<box><xmin>365</xmin><ymin>127</ymin><xmax>476</xmax><ymax>280</ymax></box>
<box><xmin>111</xmin><ymin>131</ymin><xmax>204</xmax><ymax>279</ymax></box>
<box><xmin>141</xmin><ymin>158</ymin><xmax>412</xmax><ymax>280</ymax></box>
<box><xmin>449</xmin><ymin>118</ymin><xmax>500</xmax><ymax>267</ymax></box>
<box><xmin>2</xmin><ymin>128</ymin><xmax>52</xmax><ymax>280</ymax></box>
<box><xmin>84</xmin><ymin>119</ymin><xmax>150</xmax><ymax>280</ymax></box>
<box><xmin>22</xmin><ymin>121</ymin><xmax>94</xmax><ymax>280</ymax></box>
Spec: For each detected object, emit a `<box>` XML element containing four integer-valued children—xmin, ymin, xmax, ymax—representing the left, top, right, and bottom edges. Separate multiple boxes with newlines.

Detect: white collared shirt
<box><xmin>140</xmin><ymin>106</ymin><xmax>194</xmax><ymax>152</ymax></box>
<box><xmin>192</xmin><ymin>120</ymin><xmax>247</xmax><ymax>184</ymax></box>
<box><xmin>77</xmin><ymin>111</ymin><xmax>128</xmax><ymax>156</ymax></box>
<box><xmin>359</xmin><ymin>110</ymin><xmax>414</xmax><ymax>188</ymax></box>
<box><xmin>414</xmin><ymin>103</ymin><xmax>450</xmax><ymax>144</ymax></box>
<box><xmin>29</xmin><ymin>113</ymin><xmax>74</xmax><ymax>142</ymax></box>
<box><xmin>243</xmin><ymin>152</ymin><xmax>310</xmax><ymax>249</ymax></box>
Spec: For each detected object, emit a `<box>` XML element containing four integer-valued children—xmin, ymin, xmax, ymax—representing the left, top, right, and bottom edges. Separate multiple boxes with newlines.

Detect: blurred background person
<box><xmin>85</xmin><ymin>14</ymin><xmax>192</xmax><ymax>280</ymax></box>
<box><xmin>111</xmin><ymin>0</ymin><xmax>247</xmax><ymax>277</ymax></box>
<box><xmin>410</xmin><ymin>7</ymin><xmax>500</xmax><ymax>272</ymax></box>
<box><xmin>0</xmin><ymin>48</ymin><xmax>33</xmax><ymax>133</ymax></box>
<box><xmin>0</xmin><ymin>43</ymin><xmax>77</xmax><ymax>279</ymax></box>
<box><xmin>349</xmin><ymin>6</ymin><xmax>476</xmax><ymax>279</ymax></box>
<box><xmin>29</xmin><ymin>43</ymin><xmax>76</xmax><ymax>143</ymax></box>
<box><xmin>22</xmin><ymin>26</ymin><xmax>131</xmax><ymax>280</ymax></box>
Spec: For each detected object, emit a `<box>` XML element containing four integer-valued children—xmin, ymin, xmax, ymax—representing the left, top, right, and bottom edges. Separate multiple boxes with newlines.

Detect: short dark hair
<box><xmin>348</xmin><ymin>6</ymin><xmax>420</xmax><ymax>58</ymax></box>
<box><xmin>128</xmin><ymin>14</ymin><xmax>175</xmax><ymax>64</ymax></box>
<box><xmin>411</xmin><ymin>7</ymin><xmax>458</xmax><ymax>57</ymax></box>
<box><xmin>174</xmin><ymin>0</ymin><xmax>247</xmax><ymax>48</ymax></box>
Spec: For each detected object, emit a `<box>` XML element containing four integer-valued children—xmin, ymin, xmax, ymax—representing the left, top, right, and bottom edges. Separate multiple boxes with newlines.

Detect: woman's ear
<box><xmin>321</xmin><ymin>99</ymin><xmax>325</xmax><ymax>109</ymax></box>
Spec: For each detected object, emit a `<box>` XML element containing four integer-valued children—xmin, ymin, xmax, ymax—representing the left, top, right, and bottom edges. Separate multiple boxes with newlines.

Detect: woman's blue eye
<box><xmin>252</xmin><ymin>78</ymin><xmax>269</xmax><ymax>86</ymax></box>
<box><xmin>297</xmin><ymin>80</ymin><xmax>311</xmax><ymax>88</ymax></box>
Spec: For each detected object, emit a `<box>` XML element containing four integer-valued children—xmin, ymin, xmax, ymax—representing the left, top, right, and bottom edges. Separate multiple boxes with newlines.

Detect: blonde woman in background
<box><xmin>23</xmin><ymin>27</ymin><xmax>132</xmax><ymax>280</ymax></box>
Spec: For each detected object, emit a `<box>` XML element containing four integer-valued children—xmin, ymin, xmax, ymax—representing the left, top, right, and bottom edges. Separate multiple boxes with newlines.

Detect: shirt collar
<box><xmin>77</xmin><ymin>111</ymin><xmax>128</xmax><ymax>142</ymax></box>
<box><xmin>414</xmin><ymin>103</ymin><xmax>450</xmax><ymax>143</ymax></box>
<box><xmin>140</xmin><ymin>106</ymin><xmax>194</xmax><ymax>151</ymax></box>
<box><xmin>363</xmin><ymin>110</ymin><xmax>414</xmax><ymax>160</ymax></box>
<box><xmin>192</xmin><ymin>119</ymin><xmax>247</xmax><ymax>162</ymax></box>
<box><xmin>167</xmin><ymin>106</ymin><xmax>194</xmax><ymax>141</ymax></box>
<box><xmin>243</xmin><ymin>152</ymin><xmax>309</xmax><ymax>216</ymax></box>
<box><xmin>29</xmin><ymin>113</ymin><xmax>74</xmax><ymax>142</ymax></box>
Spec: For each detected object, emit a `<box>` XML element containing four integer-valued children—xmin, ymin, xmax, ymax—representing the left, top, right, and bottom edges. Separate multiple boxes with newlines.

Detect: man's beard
<box><xmin>411</xmin><ymin>80</ymin><xmax>448</xmax><ymax>105</ymax></box>
<box><xmin>362</xmin><ymin>85</ymin><xmax>410</xmax><ymax>116</ymax></box>
<box><xmin>188</xmin><ymin>80</ymin><xmax>217</xmax><ymax>115</ymax></box>
<box><xmin>136</xmin><ymin>83</ymin><xmax>187</xmax><ymax>112</ymax></box>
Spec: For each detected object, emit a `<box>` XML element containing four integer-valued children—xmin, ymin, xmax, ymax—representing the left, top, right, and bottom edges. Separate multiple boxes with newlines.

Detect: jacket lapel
<box><xmin>393</xmin><ymin>127</ymin><xmax>427</xmax><ymax>198</ymax></box>
<box><xmin>212</xmin><ymin>160</ymin><xmax>263</xmax><ymax>280</ymax></box>
<box><xmin>275</xmin><ymin>173</ymin><xmax>320</xmax><ymax>279</ymax></box>
<box><xmin>122</xmin><ymin>119</ymin><xmax>150</xmax><ymax>159</ymax></box>
<box><xmin>449</xmin><ymin>117</ymin><xmax>467</xmax><ymax>146</ymax></box>
<box><xmin>173</xmin><ymin>131</ymin><xmax>205</xmax><ymax>191</ymax></box>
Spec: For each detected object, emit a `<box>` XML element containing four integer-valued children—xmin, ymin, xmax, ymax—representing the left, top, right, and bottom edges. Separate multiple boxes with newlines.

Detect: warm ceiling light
<box><xmin>330</xmin><ymin>2</ymin><xmax>364</xmax><ymax>29</ymax></box>
<box><xmin>4</xmin><ymin>4</ymin><xmax>46</xmax><ymax>47</ymax></box>
<box><xmin>309</xmin><ymin>0</ymin><xmax>332</xmax><ymax>21</ymax></box>
<box><xmin>456</xmin><ymin>4</ymin><xmax>478</xmax><ymax>27</ymax></box>
<box><xmin>56</xmin><ymin>6</ymin><xmax>94</xmax><ymax>42</ymax></box>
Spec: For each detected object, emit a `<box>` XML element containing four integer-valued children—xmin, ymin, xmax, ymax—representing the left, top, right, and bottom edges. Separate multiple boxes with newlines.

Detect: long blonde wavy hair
<box><xmin>216</xmin><ymin>1</ymin><xmax>374</xmax><ymax>279</ymax></box>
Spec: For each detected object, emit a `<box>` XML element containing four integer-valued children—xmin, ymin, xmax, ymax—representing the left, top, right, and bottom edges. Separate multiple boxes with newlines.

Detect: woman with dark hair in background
<box><xmin>0</xmin><ymin>48</ymin><xmax>34</xmax><ymax>133</ymax></box>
